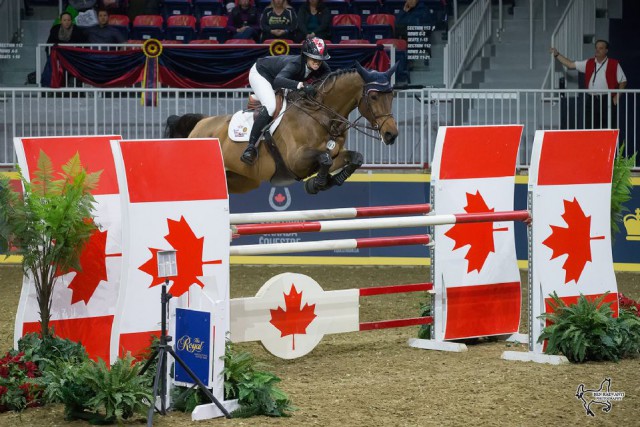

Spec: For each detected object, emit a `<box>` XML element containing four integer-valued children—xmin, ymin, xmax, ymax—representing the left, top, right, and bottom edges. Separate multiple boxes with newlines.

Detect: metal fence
<box><xmin>1</xmin><ymin>87</ymin><xmax>638</xmax><ymax>170</ymax></box>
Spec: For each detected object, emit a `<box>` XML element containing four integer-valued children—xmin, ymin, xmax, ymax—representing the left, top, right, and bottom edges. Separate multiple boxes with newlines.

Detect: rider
<box><xmin>240</xmin><ymin>37</ymin><xmax>331</xmax><ymax>165</ymax></box>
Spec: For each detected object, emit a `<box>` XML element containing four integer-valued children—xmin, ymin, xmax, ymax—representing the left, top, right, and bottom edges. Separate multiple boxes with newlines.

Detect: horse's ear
<box><xmin>354</xmin><ymin>60</ymin><xmax>368</xmax><ymax>77</ymax></box>
<box><xmin>385</xmin><ymin>62</ymin><xmax>399</xmax><ymax>79</ymax></box>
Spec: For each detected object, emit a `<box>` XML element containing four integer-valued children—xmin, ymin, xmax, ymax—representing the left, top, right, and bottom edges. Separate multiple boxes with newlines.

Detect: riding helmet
<box><xmin>302</xmin><ymin>37</ymin><xmax>330</xmax><ymax>61</ymax></box>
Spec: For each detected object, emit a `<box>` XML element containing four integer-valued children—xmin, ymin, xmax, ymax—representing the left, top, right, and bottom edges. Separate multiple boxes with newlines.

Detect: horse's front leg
<box><xmin>327</xmin><ymin>150</ymin><xmax>364</xmax><ymax>187</ymax></box>
<box><xmin>304</xmin><ymin>151</ymin><xmax>333</xmax><ymax>195</ymax></box>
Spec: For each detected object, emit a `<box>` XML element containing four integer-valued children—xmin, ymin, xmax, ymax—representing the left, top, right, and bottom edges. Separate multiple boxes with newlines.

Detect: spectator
<box><xmin>551</xmin><ymin>40</ymin><xmax>627</xmax><ymax>129</ymax></box>
<box><xmin>86</xmin><ymin>8</ymin><xmax>127</xmax><ymax>44</ymax></box>
<box><xmin>297</xmin><ymin>0</ymin><xmax>331</xmax><ymax>42</ymax></box>
<box><xmin>227</xmin><ymin>0</ymin><xmax>261</xmax><ymax>41</ymax></box>
<box><xmin>47</xmin><ymin>12</ymin><xmax>88</xmax><ymax>44</ymax></box>
<box><xmin>395</xmin><ymin>0</ymin><xmax>432</xmax><ymax>40</ymax></box>
<box><xmin>260</xmin><ymin>0</ymin><xmax>298</xmax><ymax>42</ymax></box>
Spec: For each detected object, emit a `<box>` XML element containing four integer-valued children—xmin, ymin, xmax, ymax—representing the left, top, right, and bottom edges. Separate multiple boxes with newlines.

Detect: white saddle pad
<box><xmin>228</xmin><ymin>97</ymin><xmax>287</xmax><ymax>142</ymax></box>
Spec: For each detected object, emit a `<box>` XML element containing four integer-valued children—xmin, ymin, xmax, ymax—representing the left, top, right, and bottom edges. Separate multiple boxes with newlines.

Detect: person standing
<box><xmin>260</xmin><ymin>0</ymin><xmax>298</xmax><ymax>42</ymax></box>
<box><xmin>551</xmin><ymin>40</ymin><xmax>627</xmax><ymax>129</ymax></box>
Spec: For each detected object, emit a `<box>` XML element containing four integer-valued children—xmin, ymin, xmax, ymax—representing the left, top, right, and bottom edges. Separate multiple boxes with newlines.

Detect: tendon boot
<box><xmin>241</xmin><ymin>107</ymin><xmax>272</xmax><ymax>165</ymax></box>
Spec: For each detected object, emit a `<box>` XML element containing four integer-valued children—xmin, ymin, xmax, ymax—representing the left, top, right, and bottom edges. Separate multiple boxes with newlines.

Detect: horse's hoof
<box><xmin>304</xmin><ymin>179</ymin><xmax>320</xmax><ymax>195</ymax></box>
<box><xmin>240</xmin><ymin>146</ymin><xmax>258</xmax><ymax>165</ymax></box>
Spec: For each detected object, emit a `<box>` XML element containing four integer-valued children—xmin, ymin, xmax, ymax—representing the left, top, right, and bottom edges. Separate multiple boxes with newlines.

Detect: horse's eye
<box><xmin>370</xmin><ymin>93</ymin><xmax>379</xmax><ymax>101</ymax></box>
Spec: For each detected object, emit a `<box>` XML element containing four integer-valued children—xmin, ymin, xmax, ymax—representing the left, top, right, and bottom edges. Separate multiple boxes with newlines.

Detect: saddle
<box><xmin>228</xmin><ymin>90</ymin><xmax>287</xmax><ymax>142</ymax></box>
<box><xmin>246</xmin><ymin>89</ymin><xmax>284</xmax><ymax>119</ymax></box>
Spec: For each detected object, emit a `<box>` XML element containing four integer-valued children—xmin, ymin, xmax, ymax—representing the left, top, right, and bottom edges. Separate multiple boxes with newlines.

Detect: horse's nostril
<box><xmin>384</xmin><ymin>132</ymin><xmax>397</xmax><ymax>145</ymax></box>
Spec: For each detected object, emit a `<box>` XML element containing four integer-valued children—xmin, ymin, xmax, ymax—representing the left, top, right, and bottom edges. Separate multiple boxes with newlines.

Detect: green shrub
<box><xmin>538</xmin><ymin>292</ymin><xmax>640</xmax><ymax>362</ymax></box>
<box><xmin>172</xmin><ymin>341</ymin><xmax>294</xmax><ymax>418</ymax></box>
<box><xmin>417</xmin><ymin>300</ymin><xmax>432</xmax><ymax>339</ymax></box>
<box><xmin>17</xmin><ymin>332</ymin><xmax>89</xmax><ymax>372</ymax></box>
<box><xmin>43</xmin><ymin>354</ymin><xmax>153</xmax><ymax>424</ymax></box>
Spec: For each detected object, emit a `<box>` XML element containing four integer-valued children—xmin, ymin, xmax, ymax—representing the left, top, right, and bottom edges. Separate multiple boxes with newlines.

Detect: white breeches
<box><xmin>249</xmin><ymin>64</ymin><xmax>277</xmax><ymax>116</ymax></box>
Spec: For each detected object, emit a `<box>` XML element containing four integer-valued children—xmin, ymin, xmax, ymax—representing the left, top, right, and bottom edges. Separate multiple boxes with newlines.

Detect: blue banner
<box><xmin>174</xmin><ymin>308</ymin><xmax>211</xmax><ymax>386</ymax></box>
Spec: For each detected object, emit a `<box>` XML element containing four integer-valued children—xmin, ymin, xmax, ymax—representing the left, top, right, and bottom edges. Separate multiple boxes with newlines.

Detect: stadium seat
<box><xmin>376</xmin><ymin>38</ymin><xmax>409</xmax><ymax>83</ymax></box>
<box><xmin>108</xmin><ymin>14</ymin><xmax>130</xmax><ymax>39</ymax></box>
<box><xmin>162</xmin><ymin>0</ymin><xmax>193</xmax><ymax>18</ymax></box>
<box><xmin>161</xmin><ymin>39</ymin><xmax>184</xmax><ymax>44</ymax></box>
<box><xmin>189</xmin><ymin>39</ymin><xmax>220</xmax><ymax>44</ymax></box>
<box><xmin>224</xmin><ymin>38</ymin><xmax>256</xmax><ymax>44</ymax></box>
<box><xmin>193</xmin><ymin>0</ymin><xmax>224</xmax><ymax>18</ymax></box>
<box><xmin>338</xmin><ymin>39</ymin><xmax>371</xmax><ymax>44</ymax></box>
<box><xmin>166</xmin><ymin>14</ymin><xmax>197</xmax><ymax>42</ymax></box>
<box><xmin>350</xmin><ymin>0</ymin><xmax>381</xmax><ymax>17</ymax></box>
<box><xmin>361</xmin><ymin>13</ymin><xmax>395</xmax><ymax>43</ymax></box>
<box><xmin>130</xmin><ymin>15</ymin><xmax>164</xmax><ymax>40</ymax></box>
<box><xmin>198</xmin><ymin>15</ymin><xmax>229</xmax><ymax>42</ymax></box>
<box><xmin>381</xmin><ymin>0</ymin><xmax>405</xmax><ymax>15</ymax></box>
<box><xmin>324</xmin><ymin>0</ymin><xmax>351</xmax><ymax>16</ymax></box>
<box><xmin>331</xmin><ymin>14</ymin><xmax>361</xmax><ymax>43</ymax></box>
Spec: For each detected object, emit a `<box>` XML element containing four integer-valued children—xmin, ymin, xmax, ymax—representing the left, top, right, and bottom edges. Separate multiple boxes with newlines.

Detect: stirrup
<box><xmin>241</xmin><ymin>145</ymin><xmax>258</xmax><ymax>165</ymax></box>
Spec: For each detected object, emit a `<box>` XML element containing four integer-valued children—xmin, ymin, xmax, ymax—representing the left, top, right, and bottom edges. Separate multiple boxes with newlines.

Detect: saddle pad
<box><xmin>228</xmin><ymin>98</ymin><xmax>287</xmax><ymax>142</ymax></box>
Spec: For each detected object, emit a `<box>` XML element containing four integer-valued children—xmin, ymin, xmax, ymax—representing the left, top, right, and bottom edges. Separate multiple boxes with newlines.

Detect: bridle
<box><xmin>288</xmin><ymin>80</ymin><xmax>394</xmax><ymax>140</ymax></box>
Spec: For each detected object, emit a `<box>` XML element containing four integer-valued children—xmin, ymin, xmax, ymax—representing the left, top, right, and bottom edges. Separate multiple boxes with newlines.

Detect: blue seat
<box><xmin>162</xmin><ymin>0</ymin><xmax>193</xmax><ymax>18</ymax></box>
<box><xmin>331</xmin><ymin>14</ymin><xmax>361</xmax><ymax>43</ymax></box>
<box><xmin>361</xmin><ymin>13</ymin><xmax>394</xmax><ymax>43</ymax></box>
<box><xmin>130</xmin><ymin>15</ymin><xmax>165</xmax><ymax>40</ymax></box>
<box><xmin>193</xmin><ymin>0</ymin><xmax>224</xmax><ymax>18</ymax></box>
<box><xmin>350</xmin><ymin>0</ymin><xmax>381</xmax><ymax>17</ymax></box>
<box><xmin>198</xmin><ymin>14</ymin><xmax>229</xmax><ymax>42</ymax></box>
<box><xmin>324</xmin><ymin>0</ymin><xmax>351</xmax><ymax>17</ymax></box>
<box><xmin>166</xmin><ymin>14</ymin><xmax>197</xmax><ymax>42</ymax></box>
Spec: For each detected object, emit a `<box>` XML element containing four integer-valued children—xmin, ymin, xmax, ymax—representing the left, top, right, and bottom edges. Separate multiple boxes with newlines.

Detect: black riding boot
<box><xmin>241</xmin><ymin>108</ymin><xmax>273</xmax><ymax>165</ymax></box>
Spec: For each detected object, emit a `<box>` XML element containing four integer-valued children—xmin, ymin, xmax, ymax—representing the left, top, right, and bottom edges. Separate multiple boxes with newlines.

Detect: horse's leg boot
<box><xmin>241</xmin><ymin>108</ymin><xmax>272</xmax><ymax>166</ymax></box>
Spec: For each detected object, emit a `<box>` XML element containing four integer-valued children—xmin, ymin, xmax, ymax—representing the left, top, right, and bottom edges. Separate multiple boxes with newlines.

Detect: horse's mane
<box><xmin>318</xmin><ymin>68</ymin><xmax>359</xmax><ymax>90</ymax></box>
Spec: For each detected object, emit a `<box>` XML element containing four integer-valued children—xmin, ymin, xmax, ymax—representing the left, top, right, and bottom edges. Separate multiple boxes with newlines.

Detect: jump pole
<box><xmin>232</xmin><ymin>210</ymin><xmax>530</xmax><ymax>236</ymax></box>
<box><xmin>229</xmin><ymin>203</ymin><xmax>432</xmax><ymax>224</ymax></box>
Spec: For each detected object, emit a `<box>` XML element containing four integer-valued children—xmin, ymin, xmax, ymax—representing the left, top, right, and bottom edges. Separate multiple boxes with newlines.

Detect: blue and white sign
<box><xmin>174</xmin><ymin>308</ymin><xmax>211</xmax><ymax>386</ymax></box>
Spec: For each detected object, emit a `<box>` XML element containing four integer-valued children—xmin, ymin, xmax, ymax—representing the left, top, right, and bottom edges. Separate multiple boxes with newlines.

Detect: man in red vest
<box><xmin>551</xmin><ymin>40</ymin><xmax>627</xmax><ymax>129</ymax></box>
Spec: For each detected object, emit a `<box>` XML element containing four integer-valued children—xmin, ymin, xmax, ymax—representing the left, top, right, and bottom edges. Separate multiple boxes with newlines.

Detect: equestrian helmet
<box><xmin>302</xmin><ymin>37</ymin><xmax>330</xmax><ymax>61</ymax></box>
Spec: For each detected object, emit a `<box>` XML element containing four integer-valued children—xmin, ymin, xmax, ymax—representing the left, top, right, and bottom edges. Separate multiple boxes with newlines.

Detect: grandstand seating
<box><xmin>381</xmin><ymin>0</ymin><xmax>405</xmax><ymax>15</ymax></box>
<box><xmin>199</xmin><ymin>15</ymin><xmax>229</xmax><ymax>42</ymax></box>
<box><xmin>331</xmin><ymin>14</ymin><xmax>361</xmax><ymax>43</ymax></box>
<box><xmin>376</xmin><ymin>38</ymin><xmax>409</xmax><ymax>83</ymax></box>
<box><xmin>361</xmin><ymin>13</ymin><xmax>395</xmax><ymax>43</ymax></box>
<box><xmin>189</xmin><ymin>39</ymin><xmax>220</xmax><ymax>44</ymax></box>
<box><xmin>263</xmin><ymin>39</ymin><xmax>295</xmax><ymax>44</ymax></box>
<box><xmin>162</xmin><ymin>0</ymin><xmax>193</xmax><ymax>18</ymax></box>
<box><xmin>193</xmin><ymin>0</ymin><xmax>225</xmax><ymax>18</ymax></box>
<box><xmin>166</xmin><ymin>14</ymin><xmax>197</xmax><ymax>43</ymax></box>
<box><xmin>350</xmin><ymin>0</ymin><xmax>381</xmax><ymax>17</ymax></box>
<box><xmin>338</xmin><ymin>39</ymin><xmax>370</xmax><ymax>44</ymax></box>
<box><xmin>130</xmin><ymin>15</ymin><xmax>164</xmax><ymax>40</ymax></box>
<box><xmin>108</xmin><ymin>14</ymin><xmax>130</xmax><ymax>39</ymax></box>
<box><xmin>324</xmin><ymin>0</ymin><xmax>351</xmax><ymax>16</ymax></box>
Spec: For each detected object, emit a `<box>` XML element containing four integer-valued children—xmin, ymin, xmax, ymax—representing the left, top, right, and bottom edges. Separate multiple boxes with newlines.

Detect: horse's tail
<box><xmin>164</xmin><ymin>113</ymin><xmax>206</xmax><ymax>138</ymax></box>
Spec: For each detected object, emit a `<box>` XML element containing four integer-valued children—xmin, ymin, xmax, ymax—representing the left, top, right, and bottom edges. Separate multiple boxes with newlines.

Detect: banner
<box><xmin>13</xmin><ymin>135</ymin><xmax>123</xmax><ymax>363</ymax></box>
<box><xmin>431</xmin><ymin>126</ymin><xmax>523</xmax><ymax>340</ymax></box>
<box><xmin>529</xmin><ymin>129</ymin><xmax>619</xmax><ymax>353</ymax></box>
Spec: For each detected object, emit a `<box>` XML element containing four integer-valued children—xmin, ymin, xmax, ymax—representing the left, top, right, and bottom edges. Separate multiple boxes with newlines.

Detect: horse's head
<box><xmin>355</xmin><ymin>62</ymin><xmax>399</xmax><ymax>145</ymax></box>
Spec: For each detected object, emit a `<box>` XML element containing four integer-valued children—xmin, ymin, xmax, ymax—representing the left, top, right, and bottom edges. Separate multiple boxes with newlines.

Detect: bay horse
<box><xmin>166</xmin><ymin>62</ymin><xmax>399</xmax><ymax>194</ymax></box>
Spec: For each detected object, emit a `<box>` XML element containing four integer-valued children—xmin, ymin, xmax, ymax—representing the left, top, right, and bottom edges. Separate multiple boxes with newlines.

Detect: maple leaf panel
<box><xmin>270</xmin><ymin>284</ymin><xmax>317</xmax><ymax>351</ymax></box>
<box><xmin>542</xmin><ymin>198</ymin><xmax>604</xmax><ymax>284</ymax></box>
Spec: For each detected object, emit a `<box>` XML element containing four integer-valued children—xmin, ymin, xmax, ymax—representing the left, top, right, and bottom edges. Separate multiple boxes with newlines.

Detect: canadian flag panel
<box><xmin>434</xmin><ymin>178</ymin><xmax>521</xmax><ymax>340</ymax></box>
<box><xmin>529</xmin><ymin>129</ymin><xmax>617</xmax><ymax>353</ymax></box>
<box><xmin>14</xmin><ymin>136</ymin><xmax>122</xmax><ymax>363</ymax></box>
<box><xmin>112</xmin><ymin>139</ymin><xmax>229</xmax><ymax>359</ymax></box>
<box><xmin>431</xmin><ymin>125</ymin><xmax>522</xmax><ymax>341</ymax></box>
<box><xmin>431</xmin><ymin>125</ymin><xmax>522</xmax><ymax>180</ymax></box>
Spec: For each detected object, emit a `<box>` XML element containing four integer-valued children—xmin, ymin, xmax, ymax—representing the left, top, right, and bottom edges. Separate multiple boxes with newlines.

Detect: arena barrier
<box><xmin>10</xmin><ymin>126</ymin><xmax>620</xmax><ymax>420</ymax></box>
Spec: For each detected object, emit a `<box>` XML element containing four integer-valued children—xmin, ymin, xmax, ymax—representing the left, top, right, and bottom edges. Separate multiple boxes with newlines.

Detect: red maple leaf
<box><xmin>55</xmin><ymin>229</ymin><xmax>118</xmax><ymax>304</ymax></box>
<box><xmin>444</xmin><ymin>191</ymin><xmax>509</xmax><ymax>273</ymax></box>
<box><xmin>542</xmin><ymin>198</ymin><xmax>604</xmax><ymax>284</ymax></box>
<box><xmin>138</xmin><ymin>216</ymin><xmax>221</xmax><ymax>297</ymax></box>
<box><xmin>274</xmin><ymin>193</ymin><xmax>285</xmax><ymax>203</ymax></box>
<box><xmin>270</xmin><ymin>284</ymin><xmax>317</xmax><ymax>351</ymax></box>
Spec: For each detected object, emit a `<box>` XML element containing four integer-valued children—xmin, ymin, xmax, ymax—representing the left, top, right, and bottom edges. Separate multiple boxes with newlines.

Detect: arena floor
<box><xmin>0</xmin><ymin>264</ymin><xmax>638</xmax><ymax>426</ymax></box>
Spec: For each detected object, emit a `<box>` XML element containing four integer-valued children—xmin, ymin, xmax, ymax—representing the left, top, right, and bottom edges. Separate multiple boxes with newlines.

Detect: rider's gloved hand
<box><xmin>302</xmin><ymin>84</ymin><xmax>317</xmax><ymax>97</ymax></box>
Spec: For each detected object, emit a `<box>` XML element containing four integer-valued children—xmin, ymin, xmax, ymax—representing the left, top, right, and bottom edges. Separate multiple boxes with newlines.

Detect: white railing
<box><xmin>544</xmin><ymin>0</ymin><xmax>596</xmax><ymax>89</ymax></box>
<box><xmin>1</xmin><ymin>88</ymin><xmax>638</xmax><ymax>170</ymax></box>
<box><xmin>443</xmin><ymin>0</ymin><xmax>492</xmax><ymax>89</ymax></box>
